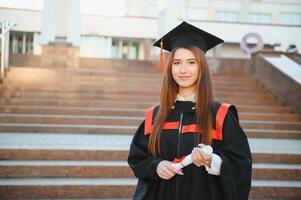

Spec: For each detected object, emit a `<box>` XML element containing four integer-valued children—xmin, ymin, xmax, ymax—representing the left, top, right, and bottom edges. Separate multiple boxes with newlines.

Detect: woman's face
<box><xmin>171</xmin><ymin>48</ymin><xmax>199</xmax><ymax>93</ymax></box>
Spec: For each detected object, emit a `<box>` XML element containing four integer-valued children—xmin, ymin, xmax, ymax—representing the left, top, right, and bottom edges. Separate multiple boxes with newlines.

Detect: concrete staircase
<box><xmin>0</xmin><ymin>62</ymin><xmax>300</xmax><ymax>199</ymax></box>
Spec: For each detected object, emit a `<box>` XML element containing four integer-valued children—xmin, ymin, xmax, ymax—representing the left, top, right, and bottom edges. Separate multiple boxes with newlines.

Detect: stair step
<box><xmin>0</xmin><ymin>113</ymin><xmax>299</xmax><ymax>124</ymax></box>
<box><xmin>1</xmin><ymin>148</ymin><xmax>300</xmax><ymax>164</ymax></box>
<box><xmin>0</xmin><ymin>133</ymin><xmax>300</xmax><ymax>162</ymax></box>
<box><xmin>0</xmin><ymin>107</ymin><xmax>298</xmax><ymax>121</ymax></box>
<box><xmin>0</xmin><ymin>161</ymin><xmax>134</xmax><ymax>178</ymax></box>
<box><xmin>0</xmin><ymin>178</ymin><xmax>136</xmax><ymax>199</ymax></box>
<box><xmin>0</xmin><ymin>161</ymin><xmax>300</xmax><ymax>180</ymax></box>
<box><xmin>4</xmin><ymin>81</ymin><xmax>268</xmax><ymax>93</ymax></box>
<box><xmin>244</xmin><ymin>129</ymin><xmax>301</xmax><ymax>139</ymax></box>
<box><xmin>1</xmin><ymin>91</ymin><xmax>278</xmax><ymax>102</ymax></box>
<box><xmin>0</xmin><ymin>178</ymin><xmax>300</xmax><ymax>199</ymax></box>
<box><xmin>0</xmin><ymin>121</ymin><xmax>299</xmax><ymax>134</ymax></box>
<box><xmin>1</xmin><ymin>88</ymin><xmax>273</xmax><ymax>99</ymax></box>
<box><xmin>0</xmin><ymin>103</ymin><xmax>293</xmax><ymax>114</ymax></box>
<box><xmin>0</xmin><ymin>96</ymin><xmax>282</xmax><ymax>106</ymax></box>
<box><xmin>252</xmin><ymin>163</ymin><xmax>301</xmax><ymax>180</ymax></box>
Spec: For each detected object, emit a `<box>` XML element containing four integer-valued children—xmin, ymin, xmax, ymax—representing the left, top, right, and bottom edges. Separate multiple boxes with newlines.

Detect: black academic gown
<box><xmin>127</xmin><ymin>100</ymin><xmax>252</xmax><ymax>200</ymax></box>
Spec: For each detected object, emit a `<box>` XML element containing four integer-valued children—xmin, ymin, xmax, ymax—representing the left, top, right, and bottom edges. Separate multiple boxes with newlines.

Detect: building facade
<box><xmin>0</xmin><ymin>0</ymin><xmax>300</xmax><ymax>59</ymax></box>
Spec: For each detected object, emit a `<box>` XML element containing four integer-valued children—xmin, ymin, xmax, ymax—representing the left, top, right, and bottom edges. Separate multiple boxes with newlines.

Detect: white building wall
<box><xmin>1</xmin><ymin>0</ymin><xmax>301</xmax><ymax>58</ymax></box>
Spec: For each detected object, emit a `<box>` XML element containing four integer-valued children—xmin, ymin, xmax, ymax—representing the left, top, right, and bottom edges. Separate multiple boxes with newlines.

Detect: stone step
<box><xmin>6</xmin><ymin>67</ymin><xmax>259</xmax><ymax>81</ymax></box>
<box><xmin>0</xmin><ymin>111</ymin><xmax>299</xmax><ymax>122</ymax></box>
<box><xmin>1</xmin><ymin>85</ymin><xmax>271</xmax><ymax>96</ymax></box>
<box><xmin>252</xmin><ymin>163</ymin><xmax>301</xmax><ymax>180</ymax></box>
<box><xmin>0</xmin><ymin>161</ymin><xmax>300</xmax><ymax>180</ymax></box>
<box><xmin>0</xmin><ymin>178</ymin><xmax>300</xmax><ymax>199</ymax></box>
<box><xmin>0</xmin><ymin>134</ymin><xmax>300</xmax><ymax>163</ymax></box>
<box><xmin>0</xmin><ymin>107</ymin><xmax>299</xmax><ymax>122</ymax></box>
<box><xmin>2</xmin><ymin>85</ymin><xmax>269</xmax><ymax>97</ymax></box>
<box><xmin>0</xmin><ymin>161</ymin><xmax>134</xmax><ymax>179</ymax></box>
<box><xmin>0</xmin><ymin>124</ymin><xmax>300</xmax><ymax>137</ymax></box>
<box><xmin>0</xmin><ymin>98</ymin><xmax>155</xmax><ymax>109</ymax></box>
<box><xmin>2</xmin><ymin>148</ymin><xmax>301</xmax><ymax>164</ymax></box>
<box><xmin>0</xmin><ymin>119</ymin><xmax>300</xmax><ymax>131</ymax></box>
<box><xmin>3</xmin><ymin>77</ymin><xmax>264</xmax><ymax>87</ymax></box>
<box><xmin>7</xmin><ymin>67</ymin><xmax>162</xmax><ymax>78</ymax></box>
<box><xmin>244</xmin><ymin>129</ymin><xmax>301</xmax><ymax>139</ymax></box>
<box><xmin>3</xmin><ymin>71</ymin><xmax>261</xmax><ymax>83</ymax></box>
<box><xmin>0</xmin><ymin>123</ymin><xmax>135</xmax><ymax>134</ymax></box>
<box><xmin>241</xmin><ymin>120</ymin><xmax>301</xmax><ymax>130</ymax></box>
<box><xmin>0</xmin><ymin>102</ymin><xmax>293</xmax><ymax>114</ymax></box>
<box><xmin>0</xmin><ymin>90</ymin><xmax>277</xmax><ymax>101</ymax></box>
<box><xmin>0</xmin><ymin>97</ymin><xmax>283</xmax><ymax>107</ymax></box>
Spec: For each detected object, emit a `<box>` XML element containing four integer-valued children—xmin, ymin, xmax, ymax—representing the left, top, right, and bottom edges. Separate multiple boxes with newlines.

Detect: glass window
<box><xmin>279</xmin><ymin>12</ymin><xmax>301</xmax><ymax>25</ymax></box>
<box><xmin>111</xmin><ymin>39</ymin><xmax>119</xmax><ymax>59</ymax></box>
<box><xmin>215</xmin><ymin>11</ymin><xmax>239</xmax><ymax>22</ymax></box>
<box><xmin>128</xmin><ymin>41</ymin><xmax>139</xmax><ymax>60</ymax></box>
<box><xmin>122</xmin><ymin>41</ymin><xmax>129</xmax><ymax>59</ymax></box>
<box><xmin>248</xmin><ymin>13</ymin><xmax>272</xmax><ymax>24</ymax></box>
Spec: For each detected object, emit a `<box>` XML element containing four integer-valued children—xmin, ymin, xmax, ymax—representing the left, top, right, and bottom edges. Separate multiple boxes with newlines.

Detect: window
<box><xmin>248</xmin><ymin>13</ymin><xmax>272</xmax><ymax>24</ymax></box>
<box><xmin>111</xmin><ymin>39</ymin><xmax>120</xmax><ymax>58</ymax></box>
<box><xmin>111</xmin><ymin>39</ymin><xmax>139</xmax><ymax>59</ymax></box>
<box><xmin>279</xmin><ymin>12</ymin><xmax>301</xmax><ymax>25</ymax></box>
<box><xmin>215</xmin><ymin>11</ymin><xmax>239</xmax><ymax>22</ymax></box>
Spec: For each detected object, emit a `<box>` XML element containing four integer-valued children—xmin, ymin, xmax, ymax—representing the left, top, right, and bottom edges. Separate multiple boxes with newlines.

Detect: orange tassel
<box><xmin>159</xmin><ymin>39</ymin><xmax>164</xmax><ymax>73</ymax></box>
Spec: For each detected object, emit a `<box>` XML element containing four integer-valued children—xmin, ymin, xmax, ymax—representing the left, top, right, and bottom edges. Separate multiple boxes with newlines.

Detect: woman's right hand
<box><xmin>156</xmin><ymin>160</ymin><xmax>183</xmax><ymax>180</ymax></box>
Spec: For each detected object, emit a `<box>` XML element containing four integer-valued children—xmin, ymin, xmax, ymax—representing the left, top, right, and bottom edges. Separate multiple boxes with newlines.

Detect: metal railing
<box><xmin>0</xmin><ymin>21</ymin><xmax>15</xmax><ymax>83</ymax></box>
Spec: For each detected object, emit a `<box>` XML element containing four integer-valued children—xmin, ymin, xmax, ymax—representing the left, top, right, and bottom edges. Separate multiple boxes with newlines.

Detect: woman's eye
<box><xmin>173</xmin><ymin>62</ymin><xmax>180</xmax><ymax>65</ymax></box>
<box><xmin>189</xmin><ymin>61</ymin><xmax>196</xmax><ymax>64</ymax></box>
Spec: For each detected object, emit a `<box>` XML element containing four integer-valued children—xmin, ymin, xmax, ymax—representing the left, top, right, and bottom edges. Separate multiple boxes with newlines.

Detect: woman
<box><xmin>128</xmin><ymin>21</ymin><xmax>252</xmax><ymax>200</ymax></box>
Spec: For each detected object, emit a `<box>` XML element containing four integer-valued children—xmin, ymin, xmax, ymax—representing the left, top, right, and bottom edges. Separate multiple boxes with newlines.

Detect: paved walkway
<box><xmin>0</xmin><ymin>133</ymin><xmax>300</xmax><ymax>154</ymax></box>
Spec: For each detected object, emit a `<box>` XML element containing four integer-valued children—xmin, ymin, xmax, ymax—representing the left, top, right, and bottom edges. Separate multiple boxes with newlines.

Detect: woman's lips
<box><xmin>179</xmin><ymin>76</ymin><xmax>191</xmax><ymax>79</ymax></box>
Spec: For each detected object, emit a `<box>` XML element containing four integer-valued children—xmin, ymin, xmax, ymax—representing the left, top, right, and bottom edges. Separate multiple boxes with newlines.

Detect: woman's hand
<box><xmin>156</xmin><ymin>160</ymin><xmax>183</xmax><ymax>180</ymax></box>
<box><xmin>191</xmin><ymin>144</ymin><xmax>212</xmax><ymax>167</ymax></box>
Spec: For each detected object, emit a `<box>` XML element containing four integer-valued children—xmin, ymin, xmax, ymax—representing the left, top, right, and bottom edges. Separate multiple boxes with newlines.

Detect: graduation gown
<box><xmin>127</xmin><ymin>100</ymin><xmax>252</xmax><ymax>200</ymax></box>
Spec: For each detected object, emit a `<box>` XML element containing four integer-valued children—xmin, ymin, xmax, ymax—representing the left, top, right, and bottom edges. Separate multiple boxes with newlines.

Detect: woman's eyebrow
<box><xmin>173</xmin><ymin>58</ymin><xmax>196</xmax><ymax>61</ymax></box>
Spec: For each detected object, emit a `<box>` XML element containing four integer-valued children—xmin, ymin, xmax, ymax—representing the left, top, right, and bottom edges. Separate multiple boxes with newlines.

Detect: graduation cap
<box><xmin>153</xmin><ymin>21</ymin><xmax>224</xmax><ymax>72</ymax></box>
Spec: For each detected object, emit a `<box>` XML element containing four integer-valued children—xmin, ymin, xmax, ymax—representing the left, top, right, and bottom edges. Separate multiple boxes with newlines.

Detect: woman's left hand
<box><xmin>191</xmin><ymin>144</ymin><xmax>212</xmax><ymax>167</ymax></box>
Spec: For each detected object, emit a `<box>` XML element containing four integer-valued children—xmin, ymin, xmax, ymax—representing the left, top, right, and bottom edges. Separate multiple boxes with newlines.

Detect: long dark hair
<box><xmin>148</xmin><ymin>47</ymin><xmax>214</xmax><ymax>156</ymax></box>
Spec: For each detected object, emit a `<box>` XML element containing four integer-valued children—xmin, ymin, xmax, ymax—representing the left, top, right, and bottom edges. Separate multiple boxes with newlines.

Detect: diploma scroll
<box><xmin>171</xmin><ymin>145</ymin><xmax>213</xmax><ymax>170</ymax></box>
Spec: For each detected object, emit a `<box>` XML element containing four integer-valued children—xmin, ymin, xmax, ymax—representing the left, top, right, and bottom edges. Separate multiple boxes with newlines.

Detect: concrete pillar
<box><xmin>12</xmin><ymin>34</ymin><xmax>18</xmax><ymax>54</ymax></box>
<box><xmin>67</xmin><ymin>0</ymin><xmax>80</xmax><ymax>46</ymax></box>
<box><xmin>41</xmin><ymin>0</ymin><xmax>80</xmax><ymax>68</ymax></box>
<box><xmin>33</xmin><ymin>33</ymin><xmax>41</xmax><ymax>55</ymax></box>
<box><xmin>157</xmin><ymin>0</ymin><xmax>181</xmax><ymax>37</ymax></box>
<box><xmin>118</xmin><ymin>39</ymin><xmax>122</xmax><ymax>59</ymax></box>
<box><xmin>41</xmin><ymin>0</ymin><xmax>55</xmax><ymax>44</ymax></box>
<box><xmin>142</xmin><ymin>39</ymin><xmax>152</xmax><ymax>60</ymax></box>
<box><xmin>22</xmin><ymin>33</ymin><xmax>27</xmax><ymax>54</ymax></box>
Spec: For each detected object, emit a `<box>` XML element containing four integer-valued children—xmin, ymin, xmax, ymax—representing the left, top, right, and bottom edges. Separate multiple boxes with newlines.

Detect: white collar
<box><xmin>176</xmin><ymin>93</ymin><xmax>196</xmax><ymax>103</ymax></box>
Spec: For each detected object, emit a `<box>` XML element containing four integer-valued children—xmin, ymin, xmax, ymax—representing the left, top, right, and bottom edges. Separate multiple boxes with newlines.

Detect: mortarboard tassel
<box><xmin>160</xmin><ymin>38</ymin><xmax>164</xmax><ymax>73</ymax></box>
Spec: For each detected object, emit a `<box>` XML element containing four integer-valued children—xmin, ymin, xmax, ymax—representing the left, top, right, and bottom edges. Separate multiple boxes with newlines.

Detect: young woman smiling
<box><xmin>128</xmin><ymin>21</ymin><xmax>252</xmax><ymax>200</ymax></box>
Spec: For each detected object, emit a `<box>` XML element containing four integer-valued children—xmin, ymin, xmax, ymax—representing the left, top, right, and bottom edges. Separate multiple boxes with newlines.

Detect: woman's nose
<box><xmin>179</xmin><ymin>64</ymin><xmax>187</xmax><ymax>73</ymax></box>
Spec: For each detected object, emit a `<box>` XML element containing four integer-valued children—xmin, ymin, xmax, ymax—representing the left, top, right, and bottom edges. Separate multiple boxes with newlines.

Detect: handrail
<box><xmin>0</xmin><ymin>21</ymin><xmax>15</xmax><ymax>83</ymax></box>
<box><xmin>0</xmin><ymin>23</ymin><xmax>15</xmax><ymax>39</ymax></box>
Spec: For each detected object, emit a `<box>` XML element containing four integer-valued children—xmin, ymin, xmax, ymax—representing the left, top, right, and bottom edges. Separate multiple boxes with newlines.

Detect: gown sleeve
<box><xmin>127</xmin><ymin>120</ymin><xmax>164</xmax><ymax>181</ymax></box>
<box><xmin>213</xmin><ymin>106</ymin><xmax>252</xmax><ymax>200</ymax></box>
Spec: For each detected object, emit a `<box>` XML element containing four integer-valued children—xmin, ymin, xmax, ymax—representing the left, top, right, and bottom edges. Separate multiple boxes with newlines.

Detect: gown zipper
<box><xmin>176</xmin><ymin>112</ymin><xmax>183</xmax><ymax>200</ymax></box>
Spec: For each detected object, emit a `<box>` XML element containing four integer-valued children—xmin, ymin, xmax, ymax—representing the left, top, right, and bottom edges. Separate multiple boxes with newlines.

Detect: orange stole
<box><xmin>144</xmin><ymin>103</ymin><xmax>232</xmax><ymax>141</ymax></box>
